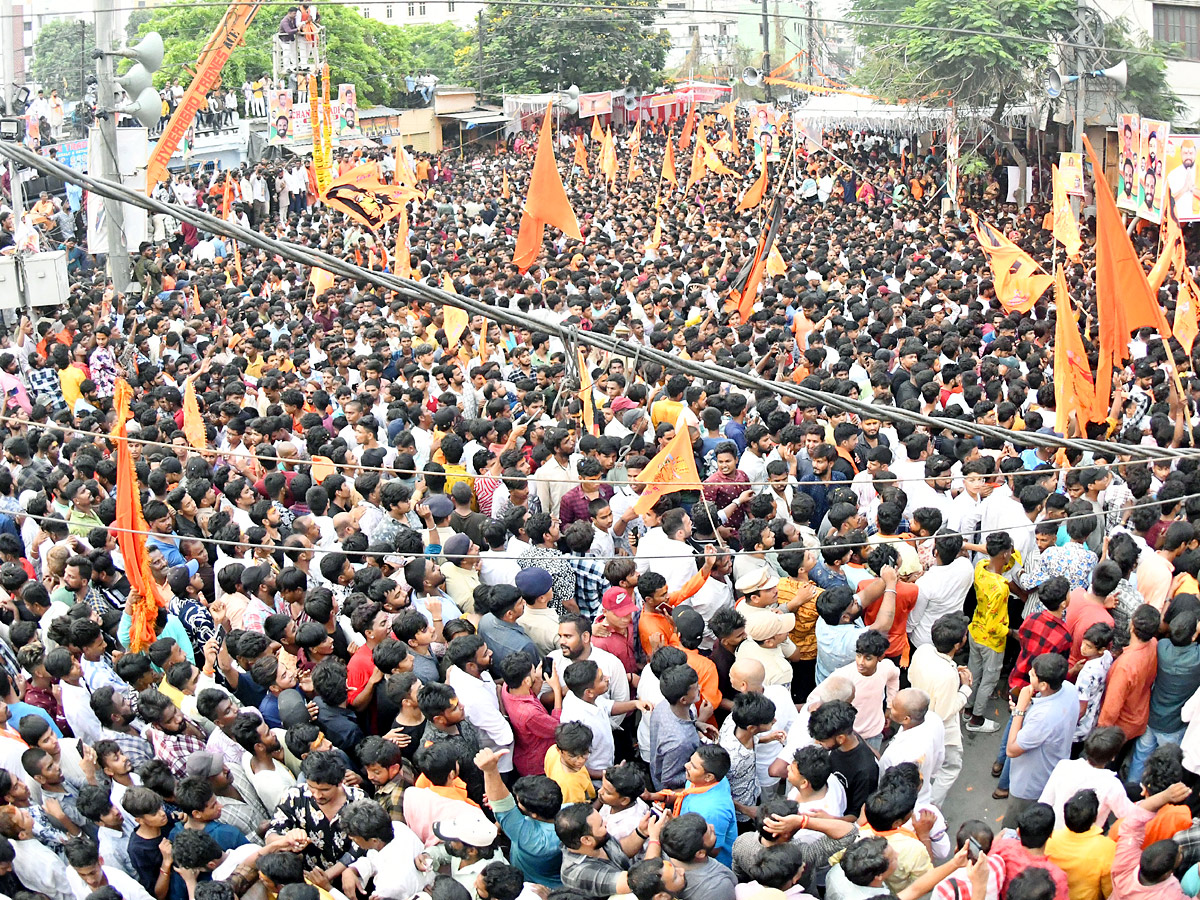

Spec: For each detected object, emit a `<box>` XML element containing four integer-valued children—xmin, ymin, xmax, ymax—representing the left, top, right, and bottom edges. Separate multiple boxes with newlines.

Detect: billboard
<box><xmin>337</xmin><ymin>84</ymin><xmax>358</xmax><ymax>135</ymax></box>
<box><xmin>1137</xmin><ymin>118</ymin><xmax>1169</xmax><ymax>223</ymax></box>
<box><xmin>577</xmin><ymin>92</ymin><xmax>613</xmax><ymax>118</ymax></box>
<box><xmin>1117</xmin><ymin>113</ymin><xmax>1139</xmax><ymax>212</ymax></box>
<box><xmin>1164</xmin><ymin>133</ymin><xmax>1200</xmax><ymax>223</ymax></box>
<box><xmin>1058</xmin><ymin>152</ymin><xmax>1084</xmax><ymax>197</ymax></box>
<box><xmin>268</xmin><ymin>89</ymin><xmax>294</xmax><ymax>144</ymax></box>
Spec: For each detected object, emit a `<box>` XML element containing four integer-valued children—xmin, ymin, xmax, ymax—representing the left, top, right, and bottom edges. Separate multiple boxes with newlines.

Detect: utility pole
<box><xmin>95</xmin><ymin>0</ymin><xmax>131</xmax><ymax>291</ymax></box>
<box><xmin>805</xmin><ymin>0</ymin><xmax>815</xmax><ymax>83</ymax></box>
<box><xmin>476</xmin><ymin>11</ymin><xmax>484</xmax><ymax>101</ymax></box>
<box><xmin>760</xmin><ymin>0</ymin><xmax>772</xmax><ymax>99</ymax></box>
<box><xmin>80</xmin><ymin>22</ymin><xmax>87</xmax><ymax>100</ymax></box>
<box><xmin>0</xmin><ymin>0</ymin><xmax>14</xmax><ymax>116</ymax></box>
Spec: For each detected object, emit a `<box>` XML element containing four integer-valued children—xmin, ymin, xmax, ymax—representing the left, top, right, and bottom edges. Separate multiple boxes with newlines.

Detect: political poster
<box><xmin>747</xmin><ymin>103</ymin><xmax>781</xmax><ymax>162</ymax></box>
<box><xmin>1058</xmin><ymin>152</ymin><xmax>1085</xmax><ymax>197</ymax></box>
<box><xmin>577</xmin><ymin>92</ymin><xmax>613</xmax><ymax>118</ymax></box>
<box><xmin>1137</xmin><ymin>118</ymin><xmax>1169</xmax><ymax>223</ymax></box>
<box><xmin>337</xmin><ymin>84</ymin><xmax>358</xmax><ymax>135</ymax></box>
<box><xmin>268</xmin><ymin>90</ymin><xmax>294</xmax><ymax>144</ymax></box>
<box><xmin>1164</xmin><ymin>133</ymin><xmax>1200</xmax><ymax>223</ymax></box>
<box><xmin>1117</xmin><ymin>113</ymin><xmax>1139</xmax><ymax>211</ymax></box>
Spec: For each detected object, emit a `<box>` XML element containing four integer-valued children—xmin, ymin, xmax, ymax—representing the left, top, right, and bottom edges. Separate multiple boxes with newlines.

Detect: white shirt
<box><xmin>350</xmin><ymin>821</ymin><xmax>432</xmax><ymax>900</ymax></box>
<box><xmin>738</xmin><ymin>449</ymin><xmax>769</xmax><ymax>494</ymax></box>
<box><xmin>445</xmin><ymin>666</ymin><xmax>514</xmax><ymax>773</ymax></box>
<box><xmin>67</xmin><ymin>867</ymin><xmax>153</xmax><ymax>900</ymax></box>
<box><xmin>562</xmin><ymin>692</ymin><xmax>617</xmax><ymax>771</ymax></box>
<box><xmin>480</xmin><ymin>549</ymin><xmax>521</xmax><ymax>587</ymax></box>
<box><xmin>909</xmin><ymin>557</ymin><xmax>974</xmax><ymax>648</ymax></box>
<box><xmin>907</xmin><ymin>644</ymin><xmax>971</xmax><ymax>750</ymax></box>
<box><xmin>13</xmin><ymin>838</ymin><xmax>73</xmax><ymax>900</ymax></box>
<box><xmin>549</xmin><ymin>645</ymin><xmax>630</xmax><ymax>726</ymax></box>
<box><xmin>877</xmin><ymin>715</ymin><xmax>945</xmax><ymax>805</ymax></box>
<box><xmin>758</xmin><ymin>684</ymin><xmax>796</xmax><ymax>791</ymax></box>
<box><xmin>1037</xmin><ymin>757</ymin><xmax>1137</xmax><ymax>830</ymax></box>
<box><xmin>635</xmin><ymin>665</ymin><xmax>663</xmax><ymax>763</ymax></box>
<box><xmin>682</xmin><ymin>577</ymin><xmax>734</xmax><ymax>651</ymax></box>
<box><xmin>241</xmin><ymin>750</ymin><xmax>296</xmax><ymax>812</ymax></box>
<box><xmin>60</xmin><ymin>681</ymin><xmax>103</xmax><ymax>745</ymax></box>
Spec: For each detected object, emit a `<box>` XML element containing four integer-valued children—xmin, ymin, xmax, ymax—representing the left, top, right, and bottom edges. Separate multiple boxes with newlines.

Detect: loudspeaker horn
<box><xmin>116</xmin><ymin>32</ymin><xmax>165</xmax><ymax>72</ymax></box>
<box><xmin>564</xmin><ymin>98</ymin><xmax>580</xmax><ymax>114</ymax></box>
<box><xmin>117</xmin><ymin>63</ymin><xmax>153</xmax><ymax>96</ymax></box>
<box><xmin>1097</xmin><ymin>60</ymin><xmax>1127</xmax><ymax>89</ymax></box>
<box><xmin>567</xmin><ymin>85</ymin><xmax>580</xmax><ymax>99</ymax></box>
<box><xmin>118</xmin><ymin>85</ymin><xmax>162</xmax><ymax>129</ymax></box>
<box><xmin>623</xmin><ymin>95</ymin><xmax>638</xmax><ymax>111</ymax></box>
<box><xmin>742</xmin><ymin>67</ymin><xmax>762</xmax><ymax>86</ymax></box>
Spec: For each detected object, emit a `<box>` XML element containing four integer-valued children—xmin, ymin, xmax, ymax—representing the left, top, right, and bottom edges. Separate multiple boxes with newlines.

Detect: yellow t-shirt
<box><xmin>59</xmin><ymin>365</ymin><xmax>86</xmax><ymax>409</ymax></box>
<box><xmin>545</xmin><ymin>746</ymin><xmax>596</xmax><ymax>803</ymax></box>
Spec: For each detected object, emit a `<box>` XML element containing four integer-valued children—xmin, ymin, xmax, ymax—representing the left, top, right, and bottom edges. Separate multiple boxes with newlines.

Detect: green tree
<box><xmin>132</xmin><ymin>1</ymin><xmax>466</xmax><ymax>106</ymax></box>
<box><xmin>125</xmin><ymin>7</ymin><xmax>155</xmax><ymax>43</ymax></box>
<box><xmin>32</xmin><ymin>19</ymin><xmax>96</xmax><ymax>101</ymax></box>
<box><xmin>466</xmin><ymin>1</ymin><xmax>670</xmax><ymax>94</ymax></box>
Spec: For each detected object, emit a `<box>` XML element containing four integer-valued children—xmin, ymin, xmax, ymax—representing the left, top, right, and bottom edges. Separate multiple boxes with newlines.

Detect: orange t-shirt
<box><xmin>683</xmin><ymin>646</ymin><xmax>721</xmax><ymax>714</ymax></box>
<box><xmin>861</xmin><ymin>580</ymin><xmax>919</xmax><ymax>661</ymax></box>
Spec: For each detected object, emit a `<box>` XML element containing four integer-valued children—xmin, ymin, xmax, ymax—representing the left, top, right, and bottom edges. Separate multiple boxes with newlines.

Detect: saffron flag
<box><xmin>686</xmin><ymin>127</ymin><xmax>707</xmax><ymax>190</ymax></box>
<box><xmin>182</xmin><ymin>376</ymin><xmax>206</xmax><ymax>451</ymax></box>
<box><xmin>646</xmin><ymin>215</ymin><xmax>663</xmax><ymax>252</ymax></box>
<box><xmin>633</xmin><ymin>427</ymin><xmax>701</xmax><ymax>516</ymax></box>
<box><xmin>1176</xmin><ymin>273</ymin><xmax>1200</xmax><ymax>355</ymax></box>
<box><xmin>501</xmin><ymin>171</ymin><xmax>510</xmax><ymax>199</ymax></box>
<box><xmin>573</xmin><ymin>135</ymin><xmax>590</xmax><ymax>177</ymax></box>
<box><xmin>1053</xmin><ymin>266</ymin><xmax>1095</xmax><ymax>438</ymax></box>
<box><xmin>442</xmin><ymin>296</ymin><xmax>469</xmax><ymax>350</ymax></box>
<box><xmin>1051</xmin><ymin>164</ymin><xmax>1083</xmax><ymax>259</ymax></box>
<box><xmin>738</xmin><ymin>148</ymin><xmax>768</xmax><ymax>211</ymax></box>
<box><xmin>702</xmin><ymin>132</ymin><xmax>736</xmax><ymax>177</ymax></box>
<box><xmin>221</xmin><ymin>176</ymin><xmax>235</xmax><ymax>220</ymax></box>
<box><xmin>512</xmin><ymin>103</ymin><xmax>583</xmax><ymax>273</ymax></box>
<box><xmin>1083</xmin><ymin>135</ymin><xmax>1172</xmax><ymax>418</ymax></box>
<box><xmin>766</xmin><ymin>244</ymin><xmax>786</xmax><ymax>277</ymax></box>
<box><xmin>190</xmin><ymin>285</ymin><xmax>202</xmax><ymax>315</ymax></box>
<box><xmin>591</xmin><ymin>115</ymin><xmax>604</xmax><ymax>142</ymax></box>
<box><xmin>577</xmin><ymin>349</ymin><xmax>598</xmax><ymax>436</ymax></box>
<box><xmin>323</xmin><ymin>162</ymin><xmax>424</xmax><ymax>230</ymax></box>
<box><xmin>969</xmin><ymin>211</ymin><xmax>1052</xmax><ymax>313</ymax></box>
<box><xmin>730</xmin><ymin>196</ymin><xmax>783</xmax><ymax>321</ymax></box>
<box><xmin>1149</xmin><ymin>204</ymin><xmax>1185</xmax><ymax>295</ymax></box>
<box><xmin>310</xmin><ymin>267</ymin><xmax>335</xmax><ymax>296</ymax></box>
<box><xmin>111</xmin><ymin>379</ymin><xmax>164</xmax><ymax>651</ymax></box>
<box><xmin>395</xmin><ymin>207</ymin><xmax>413</xmax><ymax>280</ymax></box>
<box><xmin>233</xmin><ymin>241</ymin><xmax>243</xmax><ymax>285</ymax></box>
<box><xmin>662</xmin><ymin>131</ymin><xmax>678</xmax><ymax>187</ymax></box>
<box><xmin>600</xmin><ymin>127</ymin><xmax>618</xmax><ymax>185</ymax></box>
<box><xmin>394</xmin><ymin>143</ymin><xmax>418</xmax><ymax>189</ymax></box>
<box><xmin>679</xmin><ymin>104</ymin><xmax>696</xmax><ymax>150</ymax></box>
<box><xmin>478</xmin><ymin>318</ymin><xmax>490</xmax><ymax>366</ymax></box>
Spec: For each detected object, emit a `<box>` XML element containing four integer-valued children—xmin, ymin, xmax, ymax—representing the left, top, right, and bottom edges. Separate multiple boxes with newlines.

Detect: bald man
<box><xmin>877</xmin><ymin>688</ymin><xmax>945</xmax><ymax>805</ymax></box>
<box><xmin>768</xmin><ymin>674</ymin><xmax>856</xmax><ymax>781</ymax></box>
<box><xmin>728</xmin><ymin>658</ymin><xmax>797</xmax><ymax>793</ymax></box>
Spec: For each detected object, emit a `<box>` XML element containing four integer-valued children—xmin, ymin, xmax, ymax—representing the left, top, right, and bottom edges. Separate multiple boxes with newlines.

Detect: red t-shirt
<box><xmin>346</xmin><ymin>643</ymin><xmax>377</xmax><ymax>704</ymax></box>
<box><xmin>861</xmin><ymin>580</ymin><xmax>919</xmax><ymax>661</ymax></box>
<box><xmin>1065</xmin><ymin>591</ymin><xmax>1115</xmax><ymax>671</ymax></box>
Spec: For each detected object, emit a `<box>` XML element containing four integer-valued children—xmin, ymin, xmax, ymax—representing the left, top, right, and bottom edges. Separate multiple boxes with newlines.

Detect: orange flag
<box><xmin>1150</xmin><ymin>205</ymin><xmax>1185</xmax><ymax>295</ymax></box>
<box><xmin>502</xmin><ymin>171</ymin><xmax>510</xmax><ymax>199</ymax></box>
<box><xmin>233</xmin><ymin>241</ymin><xmax>243</xmax><ymax>285</ymax></box>
<box><xmin>738</xmin><ymin>148</ymin><xmax>768</xmax><ymax>211</ymax></box>
<box><xmin>311</xmin><ymin>267</ymin><xmax>335</xmax><ymax>295</ymax></box>
<box><xmin>190</xmin><ymin>285</ymin><xmax>202</xmax><ymax>315</ymax></box>
<box><xmin>512</xmin><ymin>103</ymin><xmax>583</xmax><ymax>273</ymax></box>
<box><xmin>395</xmin><ymin>207</ymin><xmax>413</xmax><ymax>280</ymax></box>
<box><xmin>591</xmin><ymin>115</ymin><xmax>604</xmax><ymax>142</ymax></box>
<box><xmin>441</xmin><ymin>275</ymin><xmax>470</xmax><ymax>349</ymax></box>
<box><xmin>1051</xmin><ymin>165</ymin><xmax>1082</xmax><ymax>259</ymax></box>
<box><xmin>478</xmin><ymin>318</ymin><xmax>490</xmax><ymax>365</ymax></box>
<box><xmin>1176</xmin><ymin>274</ymin><xmax>1200</xmax><ymax>355</ymax></box>
<box><xmin>686</xmin><ymin>126</ymin><xmax>707</xmax><ymax>190</ymax></box>
<box><xmin>702</xmin><ymin>132</ymin><xmax>736</xmax><ymax>177</ymax></box>
<box><xmin>731</xmin><ymin>196</ymin><xmax>782</xmax><ymax>321</ymax></box>
<box><xmin>221</xmin><ymin>176</ymin><xmax>234</xmax><ymax>220</ymax></box>
<box><xmin>1053</xmin><ymin>266</ymin><xmax>1095</xmax><ymax>438</ymax></box>
<box><xmin>577</xmin><ymin>349</ymin><xmax>598</xmax><ymax>436</ymax></box>
<box><xmin>679</xmin><ymin>104</ymin><xmax>696</xmax><ymax>150</ymax></box>
<box><xmin>717</xmin><ymin>99</ymin><xmax>736</xmax><ymax>125</ymax></box>
<box><xmin>573</xmin><ymin>135</ymin><xmax>590</xmax><ymax>177</ymax></box>
<box><xmin>969</xmin><ymin>211</ymin><xmax>1052</xmax><ymax>313</ymax></box>
<box><xmin>662</xmin><ymin>131</ymin><xmax>678</xmax><ymax>187</ymax></box>
<box><xmin>323</xmin><ymin>162</ymin><xmax>424</xmax><ymax>230</ymax></box>
<box><xmin>766</xmin><ymin>244</ymin><xmax>786</xmax><ymax>277</ymax></box>
<box><xmin>1084</xmin><ymin>134</ymin><xmax>1172</xmax><ymax>418</ymax></box>
<box><xmin>646</xmin><ymin>215</ymin><xmax>664</xmax><ymax>252</ymax></box>
<box><xmin>633</xmin><ymin>427</ymin><xmax>701</xmax><ymax>515</ymax></box>
<box><xmin>600</xmin><ymin>127</ymin><xmax>618</xmax><ymax>185</ymax></box>
<box><xmin>394</xmin><ymin>144</ymin><xmax>418</xmax><ymax>189</ymax></box>
<box><xmin>182</xmin><ymin>376</ymin><xmax>206</xmax><ymax>450</ymax></box>
<box><xmin>111</xmin><ymin>380</ymin><xmax>163</xmax><ymax>652</ymax></box>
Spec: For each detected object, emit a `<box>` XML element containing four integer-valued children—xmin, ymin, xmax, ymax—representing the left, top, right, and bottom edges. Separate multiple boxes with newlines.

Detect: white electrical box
<box><xmin>23</xmin><ymin>251</ymin><xmax>69</xmax><ymax>308</ymax></box>
<box><xmin>0</xmin><ymin>257</ymin><xmax>19</xmax><ymax>310</ymax></box>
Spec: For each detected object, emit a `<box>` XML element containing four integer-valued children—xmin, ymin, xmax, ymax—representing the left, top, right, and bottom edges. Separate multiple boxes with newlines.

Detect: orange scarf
<box><xmin>663</xmin><ymin>780</ymin><xmax>719</xmax><ymax>816</ymax></box>
<box><xmin>413</xmin><ymin>774</ymin><xmax>480</xmax><ymax>808</ymax></box>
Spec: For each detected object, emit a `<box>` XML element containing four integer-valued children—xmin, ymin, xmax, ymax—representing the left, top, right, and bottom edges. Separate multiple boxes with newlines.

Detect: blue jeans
<box><xmin>995</xmin><ymin>717</ymin><xmax>1013</xmax><ymax>791</ymax></box>
<box><xmin>1128</xmin><ymin>725</ymin><xmax>1187</xmax><ymax>785</ymax></box>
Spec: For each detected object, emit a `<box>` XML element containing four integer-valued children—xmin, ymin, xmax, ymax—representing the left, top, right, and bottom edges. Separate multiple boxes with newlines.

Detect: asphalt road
<box><xmin>941</xmin><ymin>691</ymin><xmax>1014</xmax><ymax>839</ymax></box>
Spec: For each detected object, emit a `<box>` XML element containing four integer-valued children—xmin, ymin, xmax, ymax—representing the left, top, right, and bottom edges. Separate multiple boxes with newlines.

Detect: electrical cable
<box><xmin>1</xmin><ymin>138</ymin><xmax>1192</xmax><ymax>465</ymax></box>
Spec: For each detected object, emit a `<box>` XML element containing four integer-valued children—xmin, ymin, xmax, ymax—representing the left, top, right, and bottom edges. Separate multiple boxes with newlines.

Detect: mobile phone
<box><xmin>647</xmin><ymin>805</ymin><xmax>663</xmax><ymax>820</ymax></box>
<box><xmin>967</xmin><ymin>836</ymin><xmax>982</xmax><ymax>862</ymax></box>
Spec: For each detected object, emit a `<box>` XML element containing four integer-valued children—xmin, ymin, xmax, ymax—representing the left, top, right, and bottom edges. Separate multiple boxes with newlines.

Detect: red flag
<box><xmin>1084</xmin><ymin>135</ymin><xmax>1172</xmax><ymax>418</ymax></box>
<box><xmin>512</xmin><ymin>103</ymin><xmax>583</xmax><ymax>273</ymax></box>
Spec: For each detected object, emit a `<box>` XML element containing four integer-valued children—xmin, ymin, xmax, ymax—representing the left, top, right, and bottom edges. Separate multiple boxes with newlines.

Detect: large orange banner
<box><xmin>146</xmin><ymin>2</ymin><xmax>261</xmax><ymax>191</ymax></box>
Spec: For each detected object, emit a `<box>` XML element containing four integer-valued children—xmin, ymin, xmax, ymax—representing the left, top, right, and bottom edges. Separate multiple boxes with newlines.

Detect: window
<box><xmin>408</xmin><ymin>2</ymin><xmax>415</xmax><ymax>15</ymax></box>
<box><xmin>1154</xmin><ymin>4</ymin><xmax>1200</xmax><ymax>59</ymax></box>
<box><xmin>719</xmin><ymin>23</ymin><xmax>728</xmax><ymax>35</ymax></box>
<box><xmin>448</xmin><ymin>1</ymin><xmax>456</xmax><ymax>10</ymax></box>
<box><xmin>386</xmin><ymin>4</ymin><xmax>393</xmax><ymax>16</ymax></box>
<box><xmin>419</xmin><ymin>3</ymin><xmax>427</xmax><ymax>14</ymax></box>
<box><xmin>688</xmin><ymin>24</ymin><xmax>699</xmax><ymax>34</ymax></box>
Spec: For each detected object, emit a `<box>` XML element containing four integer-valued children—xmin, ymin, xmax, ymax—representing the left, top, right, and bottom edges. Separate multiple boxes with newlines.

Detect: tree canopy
<box><xmin>468</xmin><ymin>0</ymin><xmax>670</xmax><ymax>94</ymax></box>
<box><xmin>32</xmin><ymin>19</ymin><xmax>96</xmax><ymax>101</ymax></box>
<box><xmin>131</xmin><ymin>1</ymin><xmax>468</xmax><ymax>106</ymax></box>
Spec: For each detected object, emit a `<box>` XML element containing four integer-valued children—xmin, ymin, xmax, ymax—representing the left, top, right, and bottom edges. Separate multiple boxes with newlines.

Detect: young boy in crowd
<box><xmin>543</xmin><ymin>721</ymin><xmax>596</xmax><ymax>803</ymax></box>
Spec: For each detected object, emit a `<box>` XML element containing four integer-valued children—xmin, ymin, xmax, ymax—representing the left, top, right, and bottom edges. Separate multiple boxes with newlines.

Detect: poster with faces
<box><xmin>1137</xmin><ymin>118</ymin><xmax>1170</xmax><ymax>223</ymax></box>
<box><xmin>1117</xmin><ymin>113</ymin><xmax>1139</xmax><ymax>212</ymax></box>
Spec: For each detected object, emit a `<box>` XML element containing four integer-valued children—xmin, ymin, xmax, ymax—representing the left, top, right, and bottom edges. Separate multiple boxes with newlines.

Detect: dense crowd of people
<box><xmin>0</xmin><ymin>105</ymin><xmax>1196</xmax><ymax>900</ymax></box>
